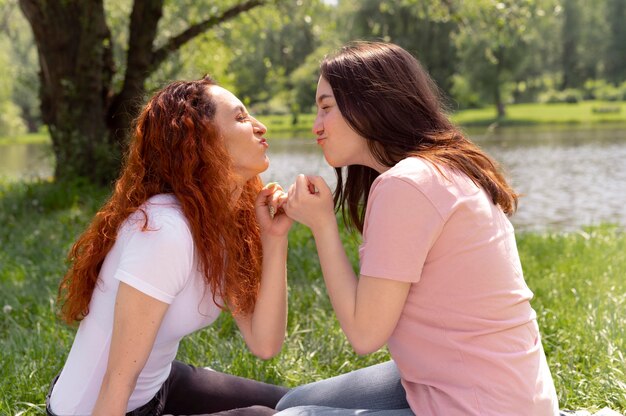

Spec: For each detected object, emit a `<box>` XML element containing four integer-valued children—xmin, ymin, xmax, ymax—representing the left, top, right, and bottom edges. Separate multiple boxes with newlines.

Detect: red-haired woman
<box><xmin>279</xmin><ymin>42</ymin><xmax>559</xmax><ymax>415</ymax></box>
<box><xmin>46</xmin><ymin>77</ymin><xmax>292</xmax><ymax>416</ymax></box>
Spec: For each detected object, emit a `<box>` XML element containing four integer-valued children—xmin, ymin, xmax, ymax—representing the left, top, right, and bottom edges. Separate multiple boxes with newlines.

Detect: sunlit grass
<box><xmin>4</xmin><ymin>101</ymin><xmax>625</xmax><ymax>147</ymax></box>
<box><xmin>451</xmin><ymin>101</ymin><xmax>626</xmax><ymax>126</ymax></box>
<box><xmin>0</xmin><ymin>131</ymin><xmax>50</xmax><ymax>145</ymax></box>
<box><xmin>0</xmin><ymin>179</ymin><xmax>624</xmax><ymax>414</ymax></box>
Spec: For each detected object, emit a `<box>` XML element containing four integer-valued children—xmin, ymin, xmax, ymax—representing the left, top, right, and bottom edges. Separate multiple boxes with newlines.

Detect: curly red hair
<box><xmin>58</xmin><ymin>76</ymin><xmax>263</xmax><ymax>323</ymax></box>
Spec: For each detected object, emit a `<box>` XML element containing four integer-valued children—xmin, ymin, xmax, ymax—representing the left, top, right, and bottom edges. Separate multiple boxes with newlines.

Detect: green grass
<box><xmin>0</xmin><ymin>179</ymin><xmax>624</xmax><ymax>414</ymax></box>
<box><xmin>0</xmin><ymin>132</ymin><xmax>50</xmax><ymax>146</ymax></box>
<box><xmin>258</xmin><ymin>113</ymin><xmax>316</xmax><ymax>135</ymax></box>
<box><xmin>4</xmin><ymin>101</ymin><xmax>625</xmax><ymax>146</ymax></box>
<box><xmin>451</xmin><ymin>101</ymin><xmax>626</xmax><ymax>127</ymax></box>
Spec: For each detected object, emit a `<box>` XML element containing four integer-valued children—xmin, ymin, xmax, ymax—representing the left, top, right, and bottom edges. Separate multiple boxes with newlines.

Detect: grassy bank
<box><xmin>3</xmin><ymin>101</ymin><xmax>625</xmax><ymax>145</ymax></box>
<box><xmin>0</xmin><ymin>131</ymin><xmax>50</xmax><ymax>146</ymax></box>
<box><xmin>264</xmin><ymin>101</ymin><xmax>626</xmax><ymax>133</ymax></box>
<box><xmin>452</xmin><ymin>101</ymin><xmax>626</xmax><ymax>127</ymax></box>
<box><xmin>0</xmin><ymin>179</ymin><xmax>624</xmax><ymax>414</ymax></box>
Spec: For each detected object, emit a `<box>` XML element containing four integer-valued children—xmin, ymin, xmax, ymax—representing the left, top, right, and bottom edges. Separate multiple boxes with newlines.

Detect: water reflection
<box><xmin>261</xmin><ymin>126</ymin><xmax>626</xmax><ymax>232</ymax></box>
<box><xmin>1</xmin><ymin>126</ymin><xmax>625</xmax><ymax>232</ymax></box>
<box><xmin>0</xmin><ymin>142</ymin><xmax>54</xmax><ymax>180</ymax></box>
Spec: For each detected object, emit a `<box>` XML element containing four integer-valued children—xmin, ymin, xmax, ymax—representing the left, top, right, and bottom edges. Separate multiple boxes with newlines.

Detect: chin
<box><xmin>324</xmin><ymin>156</ymin><xmax>344</xmax><ymax>169</ymax></box>
<box><xmin>259</xmin><ymin>158</ymin><xmax>270</xmax><ymax>173</ymax></box>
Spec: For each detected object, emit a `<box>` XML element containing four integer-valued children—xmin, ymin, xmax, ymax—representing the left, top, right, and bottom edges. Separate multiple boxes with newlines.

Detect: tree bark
<box><xmin>107</xmin><ymin>0</ymin><xmax>164</xmax><ymax>151</ymax></box>
<box><xmin>19</xmin><ymin>0</ymin><xmax>116</xmax><ymax>183</ymax></box>
<box><xmin>19</xmin><ymin>0</ymin><xmax>269</xmax><ymax>184</ymax></box>
<box><xmin>494</xmin><ymin>46</ymin><xmax>506</xmax><ymax>119</ymax></box>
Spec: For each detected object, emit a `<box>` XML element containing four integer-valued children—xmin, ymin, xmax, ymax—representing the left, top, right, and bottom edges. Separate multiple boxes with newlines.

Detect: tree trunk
<box><xmin>19</xmin><ymin>0</ymin><xmax>268</xmax><ymax>185</ymax></box>
<box><xmin>494</xmin><ymin>46</ymin><xmax>506</xmax><ymax>119</ymax></box>
<box><xmin>19</xmin><ymin>0</ymin><xmax>117</xmax><ymax>184</ymax></box>
<box><xmin>107</xmin><ymin>0</ymin><xmax>164</xmax><ymax>151</ymax></box>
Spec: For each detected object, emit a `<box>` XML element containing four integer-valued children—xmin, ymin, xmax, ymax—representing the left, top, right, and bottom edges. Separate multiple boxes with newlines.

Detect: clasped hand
<box><xmin>258</xmin><ymin>174</ymin><xmax>335</xmax><ymax>235</ymax></box>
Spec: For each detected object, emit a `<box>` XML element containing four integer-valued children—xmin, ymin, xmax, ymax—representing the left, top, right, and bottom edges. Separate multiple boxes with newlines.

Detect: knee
<box><xmin>275</xmin><ymin>405</ymin><xmax>328</xmax><ymax>416</ymax></box>
<box><xmin>275</xmin><ymin>388</ymin><xmax>298</xmax><ymax>411</ymax></box>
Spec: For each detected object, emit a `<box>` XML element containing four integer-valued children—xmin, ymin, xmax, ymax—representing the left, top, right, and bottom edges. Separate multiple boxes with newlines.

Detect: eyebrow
<box><xmin>233</xmin><ymin>105</ymin><xmax>247</xmax><ymax>114</ymax></box>
<box><xmin>316</xmin><ymin>94</ymin><xmax>333</xmax><ymax>105</ymax></box>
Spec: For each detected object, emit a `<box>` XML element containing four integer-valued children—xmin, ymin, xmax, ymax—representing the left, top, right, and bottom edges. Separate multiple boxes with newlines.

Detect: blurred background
<box><xmin>1</xmin><ymin>0</ymin><xmax>625</xmax><ymax>231</ymax></box>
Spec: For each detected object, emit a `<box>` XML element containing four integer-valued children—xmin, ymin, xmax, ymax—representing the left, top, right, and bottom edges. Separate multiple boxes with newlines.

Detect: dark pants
<box><xmin>46</xmin><ymin>360</ymin><xmax>289</xmax><ymax>416</ymax></box>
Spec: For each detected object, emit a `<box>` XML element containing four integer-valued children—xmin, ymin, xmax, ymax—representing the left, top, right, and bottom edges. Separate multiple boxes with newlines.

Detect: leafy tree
<box><xmin>604</xmin><ymin>0</ymin><xmax>626</xmax><ymax>84</ymax></box>
<box><xmin>0</xmin><ymin>0</ymin><xmax>39</xmax><ymax>133</ymax></box>
<box><xmin>561</xmin><ymin>0</ymin><xmax>584</xmax><ymax>89</ymax></box>
<box><xmin>17</xmin><ymin>0</ymin><xmax>272</xmax><ymax>184</ymax></box>
<box><xmin>221</xmin><ymin>0</ymin><xmax>332</xmax><ymax>109</ymax></box>
<box><xmin>453</xmin><ymin>0</ymin><xmax>541</xmax><ymax>117</ymax></box>
<box><xmin>0</xmin><ymin>37</ymin><xmax>27</xmax><ymax>136</ymax></box>
<box><xmin>346</xmin><ymin>0</ymin><xmax>458</xmax><ymax>94</ymax></box>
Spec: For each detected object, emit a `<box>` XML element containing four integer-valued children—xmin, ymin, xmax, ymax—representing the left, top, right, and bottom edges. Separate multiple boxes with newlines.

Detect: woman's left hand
<box><xmin>255</xmin><ymin>182</ymin><xmax>293</xmax><ymax>237</ymax></box>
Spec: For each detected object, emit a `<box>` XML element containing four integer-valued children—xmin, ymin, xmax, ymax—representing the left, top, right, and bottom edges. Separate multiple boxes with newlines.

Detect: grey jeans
<box><xmin>275</xmin><ymin>361</ymin><xmax>414</xmax><ymax>416</ymax></box>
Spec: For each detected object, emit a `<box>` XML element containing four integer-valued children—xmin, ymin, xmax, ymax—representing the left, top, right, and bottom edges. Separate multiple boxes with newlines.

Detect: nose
<box><xmin>252</xmin><ymin>117</ymin><xmax>267</xmax><ymax>136</ymax></box>
<box><xmin>312</xmin><ymin>114</ymin><xmax>323</xmax><ymax>136</ymax></box>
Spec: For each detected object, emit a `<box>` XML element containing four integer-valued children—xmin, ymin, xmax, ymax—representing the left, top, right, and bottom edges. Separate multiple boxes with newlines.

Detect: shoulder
<box><xmin>370</xmin><ymin>157</ymin><xmax>444</xmax><ymax>202</ymax></box>
<box><xmin>374</xmin><ymin>157</ymin><xmax>445</xmax><ymax>189</ymax></box>
<box><xmin>370</xmin><ymin>157</ymin><xmax>478</xmax><ymax>219</ymax></box>
<box><xmin>123</xmin><ymin>194</ymin><xmax>193</xmax><ymax>245</ymax></box>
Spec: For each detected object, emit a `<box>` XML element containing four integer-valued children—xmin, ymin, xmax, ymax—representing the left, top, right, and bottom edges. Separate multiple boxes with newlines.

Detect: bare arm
<box><xmin>284</xmin><ymin>175</ymin><xmax>410</xmax><ymax>355</ymax></box>
<box><xmin>234</xmin><ymin>184</ymin><xmax>292</xmax><ymax>359</ymax></box>
<box><xmin>92</xmin><ymin>282</ymin><xmax>168</xmax><ymax>416</ymax></box>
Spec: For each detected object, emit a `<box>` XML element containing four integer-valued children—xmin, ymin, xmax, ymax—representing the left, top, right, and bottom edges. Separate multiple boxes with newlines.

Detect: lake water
<box><xmin>1</xmin><ymin>125</ymin><xmax>625</xmax><ymax>232</ymax></box>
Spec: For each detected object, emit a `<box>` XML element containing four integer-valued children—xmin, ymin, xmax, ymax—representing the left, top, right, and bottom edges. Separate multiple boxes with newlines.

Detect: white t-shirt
<box><xmin>50</xmin><ymin>194</ymin><xmax>222</xmax><ymax>415</ymax></box>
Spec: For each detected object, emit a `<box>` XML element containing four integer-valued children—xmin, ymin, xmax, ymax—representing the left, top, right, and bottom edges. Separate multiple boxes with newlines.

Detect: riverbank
<box><xmin>268</xmin><ymin>100</ymin><xmax>626</xmax><ymax>133</ymax></box>
<box><xmin>0</xmin><ymin>179</ymin><xmax>624</xmax><ymax>414</ymax></box>
<box><xmin>2</xmin><ymin>101</ymin><xmax>625</xmax><ymax>143</ymax></box>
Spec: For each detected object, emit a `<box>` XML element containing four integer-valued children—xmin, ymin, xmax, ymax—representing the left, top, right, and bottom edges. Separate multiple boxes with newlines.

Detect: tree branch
<box><xmin>150</xmin><ymin>0</ymin><xmax>268</xmax><ymax>72</ymax></box>
<box><xmin>124</xmin><ymin>0</ymin><xmax>164</xmax><ymax>92</ymax></box>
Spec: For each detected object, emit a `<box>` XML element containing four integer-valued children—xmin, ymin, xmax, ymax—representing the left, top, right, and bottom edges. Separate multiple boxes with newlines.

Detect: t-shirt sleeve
<box><xmin>359</xmin><ymin>176</ymin><xmax>444</xmax><ymax>283</ymax></box>
<box><xmin>114</xmin><ymin>214</ymin><xmax>194</xmax><ymax>304</ymax></box>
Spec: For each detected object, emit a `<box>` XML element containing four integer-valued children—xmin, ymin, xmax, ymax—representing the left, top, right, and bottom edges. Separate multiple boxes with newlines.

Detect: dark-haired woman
<box><xmin>46</xmin><ymin>77</ymin><xmax>292</xmax><ymax>416</ymax></box>
<box><xmin>279</xmin><ymin>42</ymin><xmax>559</xmax><ymax>415</ymax></box>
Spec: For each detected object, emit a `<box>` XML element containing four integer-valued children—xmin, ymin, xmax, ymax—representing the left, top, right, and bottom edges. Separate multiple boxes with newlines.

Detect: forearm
<box><xmin>92</xmin><ymin>371</ymin><xmax>137</xmax><ymax>416</ymax></box>
<box><xmin>247</xmin><ymin>235</ymin><xmax>288</xmax><ymax>357</ymax></box>
<box><xmin>311</xmin><ymin>222</ymin><xmax>360</xmax><ymax>339</ymax></box>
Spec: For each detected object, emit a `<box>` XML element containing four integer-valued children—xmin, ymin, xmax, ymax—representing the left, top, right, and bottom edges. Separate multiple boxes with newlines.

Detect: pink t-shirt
<box><xmin>359</xmin><ymin>157</ymin><xmax>559</xmax><ymax>416</ymax></box>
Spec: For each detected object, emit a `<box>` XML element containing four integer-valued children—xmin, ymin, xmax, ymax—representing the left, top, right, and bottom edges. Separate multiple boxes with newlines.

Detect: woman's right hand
<box><xmin>255</xmin><ymin>182</ymin><xmax>292</xmax><ymax>238</ymax></box>
<box><xmin>284</xmin><ymin>174</ymin><xmax>335</xmax><ymax>234</ymax></box>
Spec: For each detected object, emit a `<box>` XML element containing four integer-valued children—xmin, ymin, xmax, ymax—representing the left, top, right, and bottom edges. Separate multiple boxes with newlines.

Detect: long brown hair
<box><xmin>320</xmin><ymin>41</ymin><xmax>518</xmax><ymax>233</ymax></box>
<box><xmin>58</xmin><ymin>76</ymin><xmax>263</xmax><ymax>323</ymax></box>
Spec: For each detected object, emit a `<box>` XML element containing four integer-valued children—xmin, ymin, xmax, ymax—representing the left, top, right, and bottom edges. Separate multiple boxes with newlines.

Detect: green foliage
<box><xmin>584</xmin><ymin>80</ymin><xmax>626</xmax><ymax>102</ymax></box>
<box><xmin>1</xmin><ymin>179</ymin><xmax>625</xmax><ymax>413</ymax></box>
<box><xmin>539</xmin><ymin>88</ymin><xmax>584</xmax><ymax>104</ymax></box>
<box><xmin>288</xmin><ymin>43</ymin><xmax>342</xmax><ymax>114</ymax></box>
<box><xmin>450</xmin><ymin>74</ymin><xmax>484</xmax><ymax>109</ymax></box>
<box><xmin>0</xmin><ymin>0</ymin><xmax>40</xmax><ymax>133</ymax></box>
<box><xmin>0</xmin><ymin>36</ymin><xmax>26</xmax><ymax>136</ymax></box>
<box><xmin>219</xmin><ymin>0</ymin><xmax>334</xmax><ymax>107</ymax></box>
<box><xmin>604</xmin><ymin>0</ymin><xmax>626</xmax><ymax>84</ymax></box>
<box><xmin>345</xmin><ymin>0</ymin><xmax>458</xmax><ymax>93</ymax></box>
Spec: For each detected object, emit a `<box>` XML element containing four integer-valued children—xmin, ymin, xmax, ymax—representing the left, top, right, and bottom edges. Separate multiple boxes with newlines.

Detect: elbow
<box><xmin>351</xmin><ymin>341</ymin><xmax>382</xmax><ymax>356</ymax></box>
<box><xmin>251</xmin><ymin>345</ymin><xmax>281</xmax><ymax>360</ymax></box>
<box><xmin>249</xmin><ymin>340</ymin><xmax>283</xmax><ymax>360</ymax></box>
<box><xmin>346</xmin><ymin>332</ymin><xmax>387</xmax><ymax>356</ymax></box>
